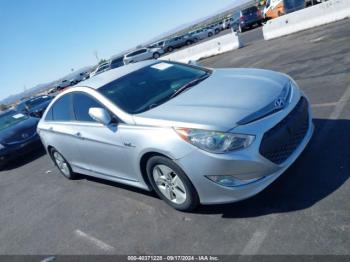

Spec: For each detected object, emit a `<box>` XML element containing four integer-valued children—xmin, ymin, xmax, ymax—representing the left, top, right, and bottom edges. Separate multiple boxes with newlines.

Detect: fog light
<box><xmin>206</xmin><ymin>175</ymin><xmax>263</xmax><ymax>187</ymax></box>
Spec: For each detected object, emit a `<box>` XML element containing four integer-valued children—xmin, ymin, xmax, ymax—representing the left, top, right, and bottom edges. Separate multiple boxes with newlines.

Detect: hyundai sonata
<box><xmin>37</xmin><ymin>60</ymin><xmax>313</xmax><ymax>211</ymax></box>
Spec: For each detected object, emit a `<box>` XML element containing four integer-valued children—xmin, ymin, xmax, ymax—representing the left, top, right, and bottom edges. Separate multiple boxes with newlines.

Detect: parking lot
<box><xmin>0</xmin><ymin>19</ymin><xmax>349</xmax><ymax>255</ymax></box>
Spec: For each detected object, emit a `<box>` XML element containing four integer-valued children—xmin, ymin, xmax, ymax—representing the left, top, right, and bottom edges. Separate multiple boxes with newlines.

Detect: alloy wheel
<box><xmin>53</xmin><ymin>151</ymin><xmax>70</xmax><ymax>177</ymax></box>
<box><xmin>152</xmin><ymin>164</ymin><xmax>187</xmax><ymax>204</ymax></box>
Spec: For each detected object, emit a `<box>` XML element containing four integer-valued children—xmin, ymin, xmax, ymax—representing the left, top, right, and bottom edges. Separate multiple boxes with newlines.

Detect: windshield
<box><xmin>0</xmin><ymin>111</ymin><xmax>28</xmax><ymax>130</ymax></box>
<box><xmin>98</xmin><ymin>62</ymin><xmax>211</xmax><ymax>114</ymax></box>
<box><xmin>25</xmin><ymin>96</ymin><xmax>52</xmax><ymax>109</ymax></box>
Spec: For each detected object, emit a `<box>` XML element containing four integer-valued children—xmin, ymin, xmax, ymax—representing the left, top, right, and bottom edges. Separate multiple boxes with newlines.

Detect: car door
<box><xmin>71</xmin><ymin>92</ymin><xmax>137</xmax><ymax>181</ymax></box>
<box><xmin>134</xmin><ymin>49</ymin><xmax>148</xmax><ymax>62</ymax></box>
<box><xmin>43</xmin><ymin>94</ymin><xmax>87</xmax><ymax>170</ymax></box>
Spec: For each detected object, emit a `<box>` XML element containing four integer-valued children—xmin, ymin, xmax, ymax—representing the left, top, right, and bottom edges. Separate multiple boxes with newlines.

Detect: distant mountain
<box><xmin>1</xmin><ymin>66</ymin><xmax>93</xmax><ymax>105</ymax></box>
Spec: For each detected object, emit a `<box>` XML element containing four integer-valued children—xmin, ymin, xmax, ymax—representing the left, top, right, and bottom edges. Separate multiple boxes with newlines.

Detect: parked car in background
<box><xmin>16</xmin><ymin>95</ymin><xmax>54</xmax><ymax>118</ymax></box>
<box><xmin>56</xmin><ymin>79</ymin><xmax>71</xmax><ymax>91</ymax></box>
<box><xmin>0</xmin><ymin>110</ymin><xmax>42</xmax><ymax>169</ymax></box>
<box><xmin>162</xmin><ymin>36</ymin><xmax>188</xmax><ymax>52</ymax></box>
<box><xmin>209</xmin><ymin>22</ymin><xmax>223</xmax><ymax>34</ymax></box>
<box><xmin>38</xmin><ymin>60</ymin><xmax>313</xmax><ymax>211</ymax></box>
<box><xmin>148</xmin><ymin>40</ymin><xmax>165</xmax><ymax>49</ymax></box>
<box><xmin>69</xmin><ymin>72</ymin><xmax>89</xmax><ymax>85</ymax></box>
<box><xmin>110</xmin><ymin>55</ymin><xmax>125</xmax><ymax>69</ymax></box>
<box><xmin>89</xmin><ymin>62</ymin><xmax>110</xmax><ymax>78</ymax></box>
<box><xmin>239</xmin><ymin>6</ymin><xmax>264</xmax><ymax>32</ymax></box>
<box><xmin>231</xmin><ymin>17</ymin><xmax>240</xmax><ymax>31</ymax></box>
<box><xmin>188</xmin><ymin>28</ymin><xmax>215</xmax><ymax>41</ymax></box>
<box><xmin>123</xmin><ymin>47</ymin><xmax>163</xmax><ymax>64</ymax></box>
<box><xmin>264</xmin><ymin>0</ymin><xmax>305</xmax><ymax>20</ymax></box>
<box><xmin>48</xmin><ymin>87</ymin><xmax>57</xmax><ymax>95</ymax></box>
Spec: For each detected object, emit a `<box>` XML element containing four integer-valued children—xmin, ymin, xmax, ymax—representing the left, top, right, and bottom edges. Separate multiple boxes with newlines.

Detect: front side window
<box><xmin>72</xmin><ymin>93</ymin><xmax>104</xmax><ymax>122</ymax></box>
<box><xmin>98</xmin><ymin>62</ymin><xmax>210</xmax><ymax>114</ymax></box>
<box><xmin>51</xmin><ymin>94</ymin><xmax>74</xmax><ymax>121</ymax></box>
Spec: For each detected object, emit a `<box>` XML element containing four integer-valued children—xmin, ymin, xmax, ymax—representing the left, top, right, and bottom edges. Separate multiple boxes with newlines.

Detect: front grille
<box><xmin>259</xmin><ymin>97</ymin><xmax>309</xmax><ymax>164</ymax></box>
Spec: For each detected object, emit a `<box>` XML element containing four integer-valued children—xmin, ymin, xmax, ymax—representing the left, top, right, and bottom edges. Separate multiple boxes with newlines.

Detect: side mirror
<box><xmin>88</xmin><ymin>107</ymin><xmax>112</xmax><ymax>125</ymax></box>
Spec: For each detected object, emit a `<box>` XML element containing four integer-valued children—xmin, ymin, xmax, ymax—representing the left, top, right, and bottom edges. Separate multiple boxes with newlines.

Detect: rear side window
<box><xmin>72</xmin><ymin>93</ymin><xmax>103</xmax><ymax>122</ymax></box>
<box><xmin>51</xmin><ymin>94</ymin><xmax>74</xmax><ymax>121</ymax></box>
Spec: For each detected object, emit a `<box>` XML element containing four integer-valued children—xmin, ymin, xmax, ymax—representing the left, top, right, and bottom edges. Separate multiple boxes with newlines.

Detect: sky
<box><xmin>0</xmin><ymin>0</ymin><xmax>241</xmax><ymax>100</ymax></box>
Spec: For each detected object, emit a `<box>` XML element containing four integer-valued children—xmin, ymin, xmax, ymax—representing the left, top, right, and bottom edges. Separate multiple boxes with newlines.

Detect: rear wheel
<box><xmin>167</xmin><ymin>46</ymin><xmax>174</xmax><ymax>52</ymax></box>
<box><xmin>186</xmin><ymin>40</ymin><xmax>193</xmax><ymax>46</ymax></box>
<box><xmin>239</xmin><ymin>25</ymin><xmax>245</xmax><ymax>33</ymax></box>
<box><xmin>147</xmin><ymin>156</ymin><xmax>199</xmax><ymax>211</ymax></box>
<box><xmin>50</xmin><ymin>148</ymin><xmax>76</xmax><ymax>179</ymax></box>
<box><xmin>153</xmin><ymin>52</ymin><xmax>160</xmax><ymax>59</ymax></box>
<box><xmin>208</xmin><ymin>32</ymin><xmax>213</xmax><ymax>37</ymax></box>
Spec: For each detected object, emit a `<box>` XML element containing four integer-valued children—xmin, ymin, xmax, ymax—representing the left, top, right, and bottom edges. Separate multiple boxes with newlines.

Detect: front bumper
<box><xmin>175</xmin><ymin>97</ymin><xmax>314</xmax><ymax>204</ymax></box>
<box><xmin>0</xmin><ymin>134</ymin><xmax>42</xmax><ymax>166</ymax></box>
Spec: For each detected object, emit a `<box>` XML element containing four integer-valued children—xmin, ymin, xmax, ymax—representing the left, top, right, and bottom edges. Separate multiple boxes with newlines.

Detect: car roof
<box><xmin>78</xmin><ymin>60</ymin><xmax>158</xmax><ymax>89</ymax></box>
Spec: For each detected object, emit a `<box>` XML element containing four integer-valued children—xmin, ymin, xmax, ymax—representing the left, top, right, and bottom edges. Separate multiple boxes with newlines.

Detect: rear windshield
<box><xmin>242</xmin><ymin>6</ymin><xmax>258</xmax><ymax>15</ymax></box>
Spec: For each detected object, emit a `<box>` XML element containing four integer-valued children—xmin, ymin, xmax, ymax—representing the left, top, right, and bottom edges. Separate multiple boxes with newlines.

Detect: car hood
<box><xmin>0</xmin><ymin>117</ymin><xmax>39</xmax><ymax>145</ymax></box>
<box><xmin>133</xmin><ymin>68</ymin><xmax>290</xmax><ymax>131</ymax></box>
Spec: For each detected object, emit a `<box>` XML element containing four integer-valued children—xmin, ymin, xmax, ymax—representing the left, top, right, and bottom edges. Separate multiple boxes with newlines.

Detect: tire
<box><xmin>50</xmin><ymin>148</ymin><xmax>77</xmax><ymax>179</ymax></box>
<box><xmin>146</xmin><ymin>156</ymin><xmax>199</xmax><ymax>211</ymax></box>
<box><xmin>186</xmin><ymin>40</ymin><xmax>193</xmax><ymax>46</ymax></box>
<box><xmin>167</xmin><ymin>46</ymin><xmax>174</xmax><ymax>52</ymax></box>
<box><xmin>239</xmin><ymin>25</ymin><xmax>245</xmax><ymax>33</ymax></box>
<box><xmin>208</xmin><ymin>32</ymin><xmax>213</xmax><ymax>37</ymax></box>
<box><xmin>215</xmin><ymin>28</ymin><xmax>220</xmax><ymax>34</ymax></box>
<box><xmin>193</xmin><ymin>38</ymin><xmax>198</xmax><ymax>43</ymax></box>
<box><xmin>153</xmin><ymin>52</ymin><xmax>160</xmax><ymax>59</ymax></box>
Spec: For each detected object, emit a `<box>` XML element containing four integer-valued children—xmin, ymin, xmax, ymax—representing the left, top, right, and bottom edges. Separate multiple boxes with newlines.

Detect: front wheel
<box><xmin>147</xmin><ymin>156</ymin><xmax>199</xmax><ymax>211</ymax></box>
<box><xmin>153</xmin><ymin>52</ymin><xmax>160</xmax><ymax>59</ymax></box>
<box><xmin>208</xmin><ymin>32</ymin><xmax>213</xmax><ymax>37</ymax></box>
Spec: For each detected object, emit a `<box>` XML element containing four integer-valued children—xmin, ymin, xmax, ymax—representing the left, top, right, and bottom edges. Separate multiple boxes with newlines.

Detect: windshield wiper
<box><xmin>170</xmin><ymin>73</ymin><xmax>210</xmax><ymax>99</ymax></box>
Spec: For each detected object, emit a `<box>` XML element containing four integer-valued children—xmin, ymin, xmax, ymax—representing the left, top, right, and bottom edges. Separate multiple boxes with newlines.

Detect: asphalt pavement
<box><xmin>0</xmin><ymin>19</ymin><xmax>349</xmax><ymax>255</ymax></box>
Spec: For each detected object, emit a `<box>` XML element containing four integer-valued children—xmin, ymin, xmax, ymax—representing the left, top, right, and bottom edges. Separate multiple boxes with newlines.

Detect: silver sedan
<box><xmin>37</xmin><ymin>60</ymin><xmax>313</xmax><ymax>211</ymax></box>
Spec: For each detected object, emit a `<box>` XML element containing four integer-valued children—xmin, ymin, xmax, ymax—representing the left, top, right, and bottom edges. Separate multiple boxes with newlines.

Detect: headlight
<box><xmin>0</xmin><ymin>143</ymin><xmax>5</xmax><ymax>150</ymax></box>
<box><xmin>175</xmin><ymin>128</ymin><xmax>255</xmax><ymax>153</ymax></box>
<box><xmin>206</xmin><ymin>175</ymin><xmax>262</xmax><ymax>187</ymax></box>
